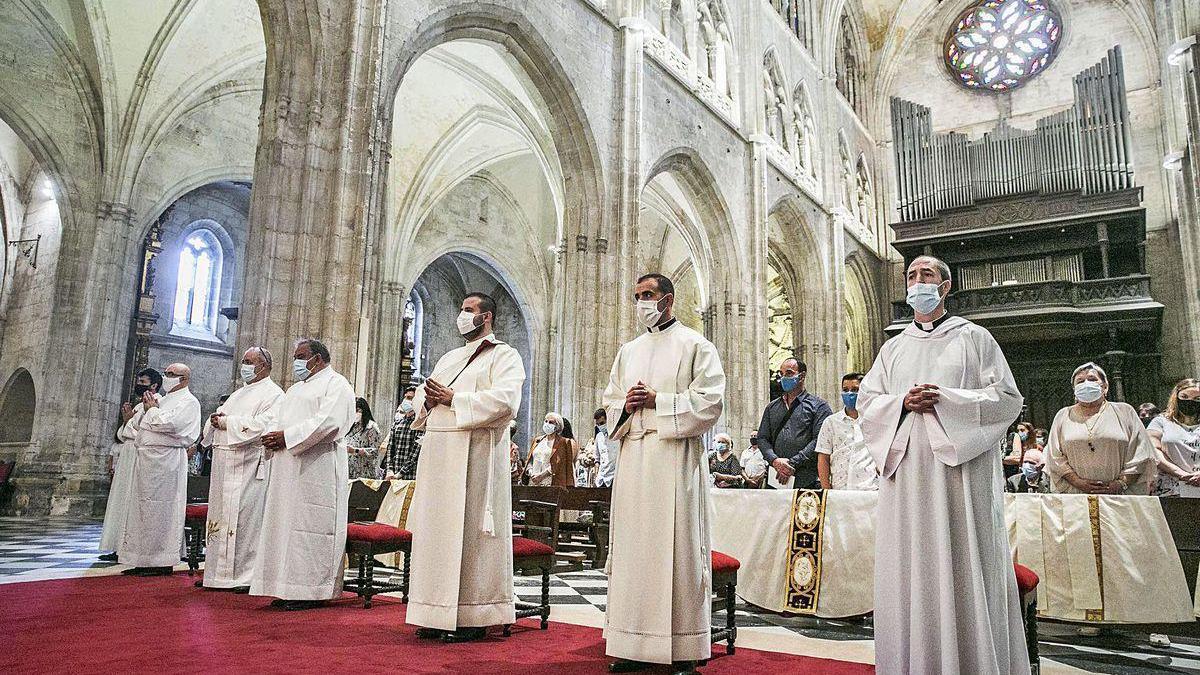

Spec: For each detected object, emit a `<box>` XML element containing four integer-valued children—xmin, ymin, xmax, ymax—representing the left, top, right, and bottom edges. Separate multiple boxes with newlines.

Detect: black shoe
<box><xmin>415</xmin><ymin>628</ymin><xmax>448</xmax><ymax>640</ymax></box>
<box><xmin>99</xmin><ymin>552</ymin><xmax>118</xmax><ymax>562</ymax></box>
<box><xmin>442</xmin><ymin>627</ymin><xmax>488</xmax><ymax>643</ymax></box>
<box><xmin>270</xmin><ymin>599</ymin><xmax>289</xmax><ymax>608</ymax></box>
<box><xmin>672</xmin><ymin>661</ymin><xmax>698</xmax><ymax>674</ymax></box>
<box><xmin>608</xmin><ymin>660</ymin><xmax>653</xmax><ymax>673</ymax></box>
<box><xmin>135</xmin><ymin>566</ymin><xmax>173</xmax><ymax>577</ymax></box>
<box><xmin>231</xmin><ymin>586</ymin><xmax>251</xmax><ymax>594</ymax></box>
<box><xmin>282</xmin><ymin>600</ymin><xmax>326</xmax><ymax>611</ymax></box>
<box><xmin>120</xmin><ymin>567</ymin><xmax>141</xmax><ymax>576</ymax></box>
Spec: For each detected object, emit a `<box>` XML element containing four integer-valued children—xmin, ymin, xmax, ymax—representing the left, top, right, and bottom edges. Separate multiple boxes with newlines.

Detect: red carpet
<box><xmin>0</xmin><ymin>573</ymin><xmax>873</xmax><ymax>674</ymax></box>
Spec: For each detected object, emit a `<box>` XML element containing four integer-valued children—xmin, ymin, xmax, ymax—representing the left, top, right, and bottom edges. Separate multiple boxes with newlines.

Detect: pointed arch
<box><xmin>791</xmin><ymin>81</ymin><xmax>817</xmax><ymax>176</ymax></box>
<box><xmin>761</xmin><ymin>50</ymin><xmax>791</xmax><ymax>150</ymax></box>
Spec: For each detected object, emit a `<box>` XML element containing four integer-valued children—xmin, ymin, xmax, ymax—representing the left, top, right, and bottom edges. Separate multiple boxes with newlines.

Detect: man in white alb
<box><xmin>857</xmin><ymin>256</ymin><xmax>1028</xmax><ymax>674</ymax></box>
<box><xmin>119</xmin><ymin>363</ymin><xmax>201</xmax><ymax>576</ymax></box>
<box><xmin>254</xmin><ymin>339</ymin><xmax>356</xmax><ymax>610</ymax></box>
<box><xmin>602</xmin><ymin>274</ymin><xmax>725</xmax><ymax>675</ymax></box>
<box><xmin>816</xmin><ymin>372</ymin><xmax>877</xmax><ymax>491</ymax></box>
<box><xmin>200</xmin><ymin>346</ymin><xmax>283</xmax><ymax>591</ymax></box>
<box><xmin>407</xmin><ymin>292</ymin><xmax>526</xmax><ymax>642</ymax></box>
<box><xmin>99</xmin><ymin>368</ymin><xmax>162</xmax><ymax>562</ymax></box>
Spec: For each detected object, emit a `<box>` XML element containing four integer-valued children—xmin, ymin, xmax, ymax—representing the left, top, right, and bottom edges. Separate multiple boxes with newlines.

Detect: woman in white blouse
<box><xmin>1045</xmin><ymin>362</ymin><xmax>1157</xmax><ymax>494</ymax></box>
<box><xmin>1148</xmin><ymin>378</ymin><xmax>1200</xmax><ymax>496</ymax></box>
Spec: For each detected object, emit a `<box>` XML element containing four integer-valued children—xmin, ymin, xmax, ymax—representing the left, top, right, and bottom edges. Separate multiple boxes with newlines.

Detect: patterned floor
<box><xmin>3</xmin><ymin>516</ymin><xmax>1200</xmax><ymax>674</ymax></box>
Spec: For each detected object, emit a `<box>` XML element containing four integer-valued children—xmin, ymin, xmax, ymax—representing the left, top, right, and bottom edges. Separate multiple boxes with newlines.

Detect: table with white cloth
<box><xmin>710</xmin><ymin>489</ymin><xmax>1195</xmax><ymax>624</ymax></box>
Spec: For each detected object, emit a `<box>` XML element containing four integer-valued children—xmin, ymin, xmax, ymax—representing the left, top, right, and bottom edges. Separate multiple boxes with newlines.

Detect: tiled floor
<box><xmin>4</xmin><ymin>516</ymin><xmax>1200</xmax><ymax>673</ymax></box>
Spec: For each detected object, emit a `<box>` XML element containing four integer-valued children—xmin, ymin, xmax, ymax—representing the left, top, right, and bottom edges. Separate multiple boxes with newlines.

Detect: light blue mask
<box><xmin>780</xmin><ymin>376</ymin><xmax>799</xmax><ymax>393</ymax></box>
<box><xmin>1021</xmin><ymin>462</ymin><xmax>1041</xmax><ymax>483</ymax></box>
<box><xmin>907</xmin><ymin>282</ymin><xmax>945</xmax><ymax>315</ymax></box>
<box><xmin>714</xmin><ymin>442</ymin><xmax>728</xmax><ymax>452</ymax></box>
<box><xmin>293</xmin><ymin>357</ymin><xmax>311</xmax><ymax>381</ymax></box>
<box><xmin>841</xmin><ymin>392</ymin><xmax>858</xmax><ymax>410</ymax></box>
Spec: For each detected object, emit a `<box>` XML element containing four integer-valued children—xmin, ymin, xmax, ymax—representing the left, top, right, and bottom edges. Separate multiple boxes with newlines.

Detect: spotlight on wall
<box><xmin>219</xmin><ymin>307</ymin><xmax>239</xmax><ymax>321</ymax></box>
<box><xmin>41</xmin><ymin>178</ymin><xmax>53</xmax><ymax>198</ymax></box>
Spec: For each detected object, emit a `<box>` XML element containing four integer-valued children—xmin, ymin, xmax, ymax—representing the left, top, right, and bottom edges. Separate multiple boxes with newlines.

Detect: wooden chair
<box><xmin>710</xmin><ymin>551</ymin><xmax>740</xmax><ymax>654</ymax></box>
<box><xmin>342</xmin><ymin>480</ymin><xmax>411</xmax><ymax>608</ymax></box>
<box><xmin>587</xmin><ymin>500</ymin><xmax>610</xmax><ymax>570</ymax></box>
<box><xmin>182</xmin><ymin>475</ymin><xmax>210</xmax><ymax>578</ymax></box>
<box><xmin>507</xmin><ymin>499</ymin><xmax>558</xmax><ymax>635</ymax></box>
<box><xmin>1014</xmin><ymin>562</ymin><xmax>1040</xmax><ymax>674</ymax></box>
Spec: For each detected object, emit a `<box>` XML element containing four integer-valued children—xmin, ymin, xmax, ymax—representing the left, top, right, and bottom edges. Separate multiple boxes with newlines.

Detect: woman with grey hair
<box><xmin>1045</xmin><ymin>362</ymin><xmax>1157</xmax><ymax>494</ymax></box>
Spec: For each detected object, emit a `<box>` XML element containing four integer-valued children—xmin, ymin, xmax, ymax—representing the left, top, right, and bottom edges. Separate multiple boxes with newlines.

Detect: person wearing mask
<box><xmin>1148</xmin><ymin>379</ymin><xmax>1200</xmax><ymax>496</ymax></box>
<box><xmin>201</xmin><ymin>346</ymin><xmax>284</xmax><ymax>591</ymax></box>
<box><xmin>601</xmin><ymin>273</ymin><xmax>725</xmax><ymax>673</ymax></box>
<box><xmin>708</xmin><ymin>433</ymin><xmax>742</xmax><ymax>488</ymax></box>
<box><xmin>346</xmin><ymin>397</ymin><xmax>382</xmax><ymax>480</ymax></box>
<box><xmin>816</xmin><ymin>372</ymin><xmax>877</xmax><ymax>491</ymax></box>
<box><xmin>1008</xmin><ymin>448</ymin><xmax>1051</xmax><ymax>493</ymax></box>
<box><xmin>381</xmin><ymin>386</ymin><xmax>423</xmax><ymax>481</ymax></box>
<box><xmin>119</xmin><ymin>363</ymin><xmax>202</xmax><ymax>576</ymax></box>
<box><xmin>857</xmin><ymin>255</ymin><xmax>1027</xmax><ymax>673</ymax></box>
<box><xmin>591</xmin><ymin>408</ymin><xmax>617</xmax><ymax>488</ymax></box>
<box><xmin>1139</xmin><ymin>402</ymin><xmax>1163</xmax><ymax>428</ymax></box>
<box><xmin>509</xmin><ymin>421</ymin><xmax>524</xmax><ymax>485</ymax></box>
<box><xmin>1045</xmin><ymin>362</ymin><xmax>1157</xmax><ymax>495</ymax></box>
<box><xmin>755</xmin><ymin>358</ymin><xmax>832</xmax><ymax>489</ymax></box>
<box><xmin>98</xmin><ymin>368</ymin><xmax>163</xmax><ymax>562</ymax></box>
<box><xmin>406</xmin><ymin>292</ymin><xmax>525</xmax><ymax>642</ymax></box>
<box><xmin>526</xmin><ymin>413</ymin><xmax>578</xmax><ymax>487</ymax></box>
<box><xmin>740</xmin><ymin>433</ymin><xmax>767</xmax><ymax>489</ymax></box>
<box><xmin>1002</xmin><ymin>422</ymin><xmax>1035</xmax><ymax>481</ymax></box>
<box><xmin>254</xmin><ymin>339</ymin><xmax>357</xmax><ymax>610</ymax></box>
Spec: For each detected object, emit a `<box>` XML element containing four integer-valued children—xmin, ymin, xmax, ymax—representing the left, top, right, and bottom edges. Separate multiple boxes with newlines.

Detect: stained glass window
<box><xmin>172</xmin><ymin>228</ymin><xmax>222</xmax><ymax>334</ymax></box>
<box><xmin>944</xmin><ymin>0</ymin><xmax>1062</xmax><ymax>92</ymax></box>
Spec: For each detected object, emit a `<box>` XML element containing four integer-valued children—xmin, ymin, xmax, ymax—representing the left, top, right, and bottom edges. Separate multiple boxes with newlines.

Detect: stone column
<box><xmin>1165</xmin><ymin>35</ymin><xmax>1200</xmax><ymax>375</ymax></box>
<box><xmin>236</xmin><ymin>0</ymin><xmax>388</xmax><ymax>386</ymax></box>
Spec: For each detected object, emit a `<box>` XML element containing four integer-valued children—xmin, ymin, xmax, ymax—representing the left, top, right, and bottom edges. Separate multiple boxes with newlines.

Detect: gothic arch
<box><xmin>844</xmin><ymin>252</ymin><xmax>882</xmax><ymax>372</ymax></box>
<box><xmin>761</xmin><ymin>50</ymin><xmax>791</xmax><ymax>150</ymax></box>
<box><xmin>0</xmin><ymin>368</ymin><xmax>35</xmax><ymax>444</ymax></box>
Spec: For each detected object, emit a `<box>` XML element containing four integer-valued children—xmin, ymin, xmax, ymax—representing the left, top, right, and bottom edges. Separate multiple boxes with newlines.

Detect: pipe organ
<box><xmin>891</xmin><ymin>46</ymin><xmax>1134</xmax><ymax>223</ymax></box>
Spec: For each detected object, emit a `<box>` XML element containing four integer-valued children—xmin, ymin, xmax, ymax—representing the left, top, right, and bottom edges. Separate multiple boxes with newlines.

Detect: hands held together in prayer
<box><xmin>423</xmin><ymin>379</ymin><xmax>455</xmax><ymax>410</ymax></box>
<box><xmin>624</xmin><ymin>381</ymin><xmax>657</xmax><ymax>414</ymax></box>
<box><xmin>262</xmin><ymin>431</ymin><xmax>286</xmax><ymax>451</ymax></box>
<box><xmin>142</xmin><ymin>391</ymin><xmax>159</xmax><ymax>410</ymax></box>
<box><xmin>903</xmin><ymin>384</ymin><xmax>940</xmax><ymax>414</ymax></box>
<box><xmin>209</xmin><ymin>413</ymin><xmax>227</xmax><ymax>431</ymax></box>
<box><xmin>121</xmin><ymin>402</ymin><xmax>135</xmax><ymax>424</ymax></box>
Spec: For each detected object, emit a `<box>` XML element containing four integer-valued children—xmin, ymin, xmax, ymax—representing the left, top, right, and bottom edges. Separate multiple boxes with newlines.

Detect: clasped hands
<box><xmin>623</xmin><ymin>381</ymin><xmax>657</xmax><ymax>414</ymax></box>
<box><xmin>423</xmin><ymin>378</ymin><xmax>455</xmax><ymax>409</ymax></box>
<box><xmin>209</xmin><ymin>413</ymin><xmax>227</xmax><ymax>431</ymax></box>
<box><xmin>903</xmin><ymin>383</ymin><xmax>940</xmax><ymax>414</ymax></box>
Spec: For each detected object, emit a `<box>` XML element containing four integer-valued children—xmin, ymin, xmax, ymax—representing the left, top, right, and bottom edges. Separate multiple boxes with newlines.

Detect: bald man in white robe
<box><xmin>858</xmin><ymin>256</ymin><xmax>1028</xmax><ymax>674</ymax></box>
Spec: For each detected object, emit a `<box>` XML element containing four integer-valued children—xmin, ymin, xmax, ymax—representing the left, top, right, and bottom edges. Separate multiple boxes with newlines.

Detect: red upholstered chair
<box><xmin>183</xmin><ymin>503</ymin><xmax>208</xmax><ymax>578</ymax></box>
<box><xmin>507</xmin><ymin>499</ymin><xmax>558</xmax><ymax>635</ymax></box>
<box><xmin>1014</xmin><ymin>563</ymin><xmax>1040</xmax><ymax>674</ymax></box>
<box><xmin>344</xmin><ymin>522</ymin><xmax>412</xmax><ymax>608</ymax></box>
<box><xmin>710</xmin><ymin>550</ymin><xmax>740</xmax><ymax>654</ymax></box>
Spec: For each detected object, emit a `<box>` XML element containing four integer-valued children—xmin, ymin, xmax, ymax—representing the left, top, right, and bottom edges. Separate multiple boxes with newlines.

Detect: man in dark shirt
<box><xmin>755</xmin><ymin>358</ymin><xmax>832</xmax><ymax>489</ymax></box>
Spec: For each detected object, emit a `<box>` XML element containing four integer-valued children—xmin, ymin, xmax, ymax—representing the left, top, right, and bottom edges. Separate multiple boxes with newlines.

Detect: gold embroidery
<box><xmin>397</xmin><ymin>481</ymin><xmax>416</xmax><ymax>529</ymax></box>
<box><xmin>784</xmin><ymin>489</ymin><xmax>827</xmax><ymax>614</ymax></box>
<box><xmin>1085</xmin><ymin>495</ymin><xmax>1105</xmax><ymax>622</ymax></box>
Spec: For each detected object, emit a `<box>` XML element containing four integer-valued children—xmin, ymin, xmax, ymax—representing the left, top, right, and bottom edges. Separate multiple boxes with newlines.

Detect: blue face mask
<box><xmin>780</xmin><ymin>376</ymin><xmax>799</xmax><ymax>393</ymax></box>
<box><xmin>1018</xmin><ymin>432</ymin><xmax>1029</xmax><ymax>441</ymax></box>
<box><xmin>906</xmin><ymin>281</ymin><xmax>946</xmax><ymax>315</ymax></box>
<box><xmin>714</xmin><ymin>442</ymin><xmax>728</xmax><ymax>452</ymax></box>
<box><xmin>1021</xmin><ymin>462</ymin><xmax>1041</xmax><ymax>483</ymax></box>
<box><xmin>841</xmin><ymin>392</ymin><xmax>858</xmax><ymax>410</ymax></box>
<box><xmin>293</xmin><ymin>357</ymin><xmax>312</xmax><ymax>382</ymax></box>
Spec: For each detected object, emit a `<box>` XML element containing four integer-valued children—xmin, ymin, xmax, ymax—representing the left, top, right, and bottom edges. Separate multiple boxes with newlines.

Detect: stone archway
<box><xmin>0</xmin><ymin>368</ymin><xmax>35</xmax><ymax>444</ymax></box>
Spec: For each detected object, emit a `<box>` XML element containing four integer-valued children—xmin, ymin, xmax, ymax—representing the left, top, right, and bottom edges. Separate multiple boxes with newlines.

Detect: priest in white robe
<box><xmin>118</xmin><ymin>363</ymin><xmax>201</xmax><ymax>576</ymax></box>
<box><xmin>858</xmin><ymin>256</ymin><xmax>1029</xmax><ymax>675</ymax></box>
<box><xmin>99</xmin><ymin>368</ymin><xmax>162</xmax><ymax>561</ymax></box>
<box><xmin>200</xmin><ymin>347</ymin><xmax>283</xmax><ymax>591</ymax></box>
<box><xmin>254</xmin><ymin>338</ymin><xmax>356</xmax><ymax>610</ymax></box>
<box><xmin>602</xmin><ymin>274</ymin><xmax>725</xmax><ymax>675</ymax></box>
<box><xmin>406</xmin><ymin>292</ymin><xmax>526</xmax><ymax>642</ymax></box>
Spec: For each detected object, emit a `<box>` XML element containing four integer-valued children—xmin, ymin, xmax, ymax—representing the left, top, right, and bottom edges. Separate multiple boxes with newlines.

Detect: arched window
<box><xmin>855</xmin><ymin>157</ymin><xmax>873</xmax><ymax>228</ymax></box>
<box><xmin>172</xmin><ymin>228</ymin><xmax>222</xmax><ymax>334</ymax></box>
<box><xmin>945</xmin><ymin>0</ymin><xmax>1062</xmax><ymax>92</ymax></box>
<box><xmin>792</xmin><ymin>84</ymin><xmax>817</xmax><ymax>175</ymax></box>
<box><xmin>835</xmin><ymin>11</ymin><xmax>863</xmax><ymax>115</ymax></box>
<box><xmin>762</xmin><ymin>54</ymin><xmax>790</xmax><ymax>150</ymax></box>
<box><xmin>0</xmin><ymin>369</ymin><xmax>35</xmax><ymax>444</ymax></box>
<box><xmin>697</xmin><ymin>1</ymin><xmax>736</xmax><ymax>101</ymax></box>
<box><xmin>839</xmin><ymin>133</ymin><xmax>854</xmax><ymax>209</ymax></box>
<box><xmin>404</xmin><ymin>292</ymin><xmax>423</xmax><ymax>378</ymax></box>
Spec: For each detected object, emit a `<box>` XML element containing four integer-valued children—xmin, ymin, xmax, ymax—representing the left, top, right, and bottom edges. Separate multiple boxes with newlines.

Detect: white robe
<box><xmin>200</xmin><ymin>377</ymin><xmax>284</xmax><ymax>589</ymax></box>
<box><xmin>118</xmin><ymin>388</ymin><xmax>201</xmax><ymax>568</ymax></box>
<box><xmin>601</xmin><ymin>321</ymin><xmax>725</xmax><ymax>664</ymax></box>
<box><xmin>406</xmin><ymin>334</ymin><xmax>525</xmax><ymax>630</ymax></box>
<box><xmin>858</xmin><ymin>316</ymin><xmax>1029</xmax><ymax>675</ymax></box>
<box><xmin>251</xmin><ymin>366</ymin><xmax>356</xmax><ymax>600</ymax></box>
<box><xmin>99</xmin><ymin>421</ymin><xmax>138</xmax><ymax>553</ymax></box>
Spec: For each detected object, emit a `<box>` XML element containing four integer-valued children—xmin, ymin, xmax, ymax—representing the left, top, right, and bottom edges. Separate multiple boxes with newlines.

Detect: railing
<box><xmin>890</xmin><ymin>275</ymin><xmax>1154</xmax><ymax>321</ymax></box>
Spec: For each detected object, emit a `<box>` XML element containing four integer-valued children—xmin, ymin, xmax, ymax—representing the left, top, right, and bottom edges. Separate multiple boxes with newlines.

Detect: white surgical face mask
<box><xmin>400</xmin><ymin>400</ymin><xmax>414</xmax><ymax>414</ymax></box>
<box><xmin>906</xmin><ymin>281</ymin><xmax>945</xmax><ymax>316</ymax></box>
<box><xmin>1074</xmin><ymin>380</ymin><xmax>1104</xmax><ymax>404</ymax></box>
<box><xmin>636</xmin><ymin>298</ymin><xmax>664</xmax><ymax>329</ymax></box>
<box><xmin>162</xmin><ymin>376</ymin><xmax>181</xmax><ymax>393</ymax></box>
<box><xmin>293</xmin><ymin>358</ymin><xmax>312</xmax><ymax>381</ymax></box>
<box><xmin>543</xmin><ymin>422</ymin><xmax>558</xmax><ymax>436</ymax></box>
<box><xmin>239</xmin><ymin>364</ymin><xmax>257</xmax><ymax>384</ymax></box>
<box><xmin>457</xmin><ymin>310</ymin><xmax>481</xmax><ymax>337</ymax></box>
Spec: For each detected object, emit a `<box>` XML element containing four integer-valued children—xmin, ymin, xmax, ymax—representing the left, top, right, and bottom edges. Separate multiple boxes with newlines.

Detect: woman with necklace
<box><xmin>1148</xmin><ymin>378</ymin><xmax>1200</xmax><ymax>496</ymax></box>
<box><xmin>1046</xmin><ymin>362</ymin><xmax>1157</xmax><ymax>494</ymax></box>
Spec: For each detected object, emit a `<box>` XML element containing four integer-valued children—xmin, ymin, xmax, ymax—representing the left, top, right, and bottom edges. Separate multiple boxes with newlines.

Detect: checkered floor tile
<box><xmin>4</xmin><ymin>516</ymin><xmax>1200</xmax><ymax>673</ymax></box>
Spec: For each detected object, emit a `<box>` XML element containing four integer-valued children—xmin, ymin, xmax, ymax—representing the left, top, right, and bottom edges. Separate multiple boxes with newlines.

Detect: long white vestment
<box><xmin>406</xmin><ymin>334</ymin><xmax>526</xmax><ymax>630</ymax></box>
<box><xmin>858</xmin><ymin>316</ymin><xmax>1029</xmax><ymax>675</ymax></box>
<box><xmin>251</xmin><ymin>366</ymin><xmax>356</xmax><ymax>600</ymax></box>
<box><xmin>201</xmin><ymin>377</ymin><xmax>284</xmax><ymax>588</ymax></box>
<box><xmin>118</xmin><ymin>388</ymin><xmax>201</xmax><ymax>568</ymax></box>
<box><xmin>99</xmin><ymin>411</ymin><xmax>143</xmax><ymax>552</ymax></box>
<box><xmin>601</xmin><ymin>321</ymin><xmax>725</xmax><ymax>664</ymax></box>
